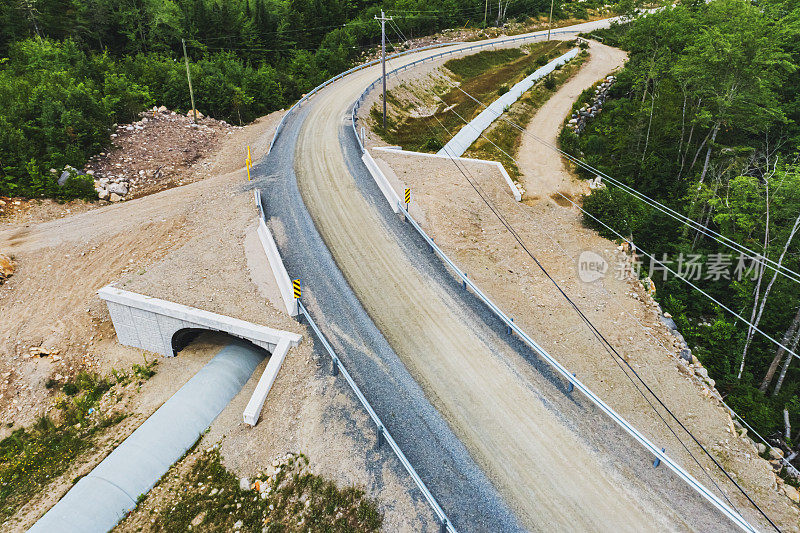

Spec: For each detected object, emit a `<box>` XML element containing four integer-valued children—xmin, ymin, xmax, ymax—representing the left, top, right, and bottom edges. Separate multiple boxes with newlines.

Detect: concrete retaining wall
<box><xmin>257</xmin><ymin>217</ymin><xmax>299</xmax><ymax>316</ymax></box>
<box><xmin>98</xmin><ymin>286</ymin><xmax>301</xmax><ymax>357</ymax></box>
<box><xmin>362</xmin><ymin>150</ymin><xmax>402</xmax><ymax>213</ymax></box>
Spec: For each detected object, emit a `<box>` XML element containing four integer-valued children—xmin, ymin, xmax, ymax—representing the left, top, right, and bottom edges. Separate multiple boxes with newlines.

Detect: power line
<box><xmin>448</xmin><ymin>87</ymin><xmax>800</xmax><ymax>365</ymax></box>
<box><xmin>422</xmin><ymin>110</ymin><xmax>779</xmax><ymax>531</ymax></box>
<box><xmin>440</xmin><ymin>87</ymin><xmax>800</xmax><ymax>366</ymax></box>
<box><xmin>454</xmin><ymin>86</ymin><xmax>800</xmax><ymax>286</ymax></box>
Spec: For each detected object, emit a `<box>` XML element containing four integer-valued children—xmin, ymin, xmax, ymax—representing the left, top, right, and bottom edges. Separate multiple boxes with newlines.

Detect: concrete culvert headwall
<box><xmin>28</xmin><ymin>340</ymin><xmax>267</xmax><ymax>533</ymax></box>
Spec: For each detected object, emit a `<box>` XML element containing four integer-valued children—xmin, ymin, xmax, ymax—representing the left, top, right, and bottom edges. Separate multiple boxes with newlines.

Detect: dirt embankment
<box><xmin>1</xmin><ymin>109</ymin><xmax>431</xmax><ymax>531</ymax></box>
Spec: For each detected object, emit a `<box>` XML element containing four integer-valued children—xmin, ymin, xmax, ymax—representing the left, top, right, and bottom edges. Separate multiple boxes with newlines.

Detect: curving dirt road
<box><xmin>517</xmin><ymin>40</ymin><xmax>627</xmax><ymax>200</ymax></box>
<box><xmin>289</xmin><ymin>22</ymin><xmax>722</xmax><ymax>532</ymax></box>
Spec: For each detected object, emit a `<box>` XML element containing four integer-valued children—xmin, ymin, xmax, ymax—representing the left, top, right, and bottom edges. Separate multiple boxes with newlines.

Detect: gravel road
<box><xmin>260</xmin><ymin>19</ymin><xmax>742</xmax><ymax>533</ymax></box>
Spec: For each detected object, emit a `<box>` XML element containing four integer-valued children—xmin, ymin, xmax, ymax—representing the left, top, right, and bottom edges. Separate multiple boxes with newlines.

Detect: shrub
<box><xmin>544</xmin><ymin>75</ymin><xmax>557</xmax><ymax>90</ymax></box>
<box><xmin>422</xmin><ymin>136</ymin><xmax>443</xmax><ymax>151</ymax></box>
<box><xmin>582</xmin><ymin>186</ymin><xmax>650</xmax><ymax>239</ymax></box>
<box><xmin>497</xmin><ymin>84</ymin><xmax>510</xmax><ymax>95</ymax></box>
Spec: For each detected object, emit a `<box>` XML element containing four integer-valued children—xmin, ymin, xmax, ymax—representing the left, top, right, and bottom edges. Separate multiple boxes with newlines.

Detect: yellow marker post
<box><xmin>404</xmin><ymin>188</ymin><xmax>411</xmax><ymax>205</ymax></box>
<box><xmin>246</xmin><ymin>145</ymin><xmax>253</xmax><ymax>181</ymax></box>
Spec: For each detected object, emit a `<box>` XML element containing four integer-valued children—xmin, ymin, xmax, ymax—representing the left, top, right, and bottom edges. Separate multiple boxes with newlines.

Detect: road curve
<box><xmin>288</xmin><ymin>20</ymin><xmax>731</xmax><ymax>532</ymax></box>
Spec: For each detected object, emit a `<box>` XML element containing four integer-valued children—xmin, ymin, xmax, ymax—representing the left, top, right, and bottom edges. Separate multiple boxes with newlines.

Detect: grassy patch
<box><xmin>371</xmin><ymin>40</ymin><xmax>574</xmax><ymax>153</ymax></box>
<box><xmin>145</xmin><ymin>449</ymin><xmax>382</xmax><ymax>532</ymax></box>
<box><xmin>0</xmin><ymin>360</ymin><xmax>157</xmax><ymax>519</ymax></box>
<box><xmin>465</xmin><ymin>51</ymin><xmax>589</xmax><ymax>177</ymax></box>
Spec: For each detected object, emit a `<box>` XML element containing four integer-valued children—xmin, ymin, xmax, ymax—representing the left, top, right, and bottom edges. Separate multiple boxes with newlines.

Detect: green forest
<box><xmin>566</xmin><ymin>0</ymin><xmax>800</xmax><ymax>447</ymax></box>
<box><xmin>0</xmin><ymin>0</ymin><xmax>580</xmax><ymax>199</ymax></box>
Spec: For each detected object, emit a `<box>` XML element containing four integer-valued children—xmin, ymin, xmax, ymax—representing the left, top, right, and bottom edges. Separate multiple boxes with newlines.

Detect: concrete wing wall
<box><xmin>98</xmin><ymin>286</ymin><xmax>301</xmax><ymax>357</ymax></box>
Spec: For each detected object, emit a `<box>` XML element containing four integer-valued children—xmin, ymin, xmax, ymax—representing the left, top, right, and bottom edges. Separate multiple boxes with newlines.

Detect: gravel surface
<box><xmin>261</xmin><ymin>105</ymin><xmax>511</xmax><ymax>532</ymax></box>
<box><xmin>516</xmin><ymin>40</ymin><xmax>627</xmax><ymax>201</ymax></box>
<box><xmin>1</xmin><ymin>111</ymin><xmax>431</xmax><ymax>531</ymax></box>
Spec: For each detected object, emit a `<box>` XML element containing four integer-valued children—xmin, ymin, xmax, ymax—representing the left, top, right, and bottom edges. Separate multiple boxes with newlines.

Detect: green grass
<box><xmin>372</xmin><ymin>40</ymin><xmax>575</xmax><ymax>153</ymax></box>
<box><xmin>0</xmin><ymin>361</ymin><xmax>157</xmax><ymax>519</ymax></box>
<box><xmin>0</xmin><ymin>417</ymin><xmax>90</xmax><ymax>519</ymax></box>
<box><xmin>465</xmin><ymin>51</ymin><xmax>589</xmax><ymax>178</ymax></box>
<box><xmin>444</xmin><ymin>48</ymin><xmax>524</xmax><ymax>79</ymax></box>
<box><xmin>147</xmin><ymin>449</ymin><xmax>382</xmax><ymax>532</ymax></box>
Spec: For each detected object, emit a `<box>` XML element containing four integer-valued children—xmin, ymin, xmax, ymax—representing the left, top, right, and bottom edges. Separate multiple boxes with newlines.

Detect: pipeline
<box><xmin>29</xmin><ymin>340</ymin><xmax>265</xmax><ymax>533</ymax></box>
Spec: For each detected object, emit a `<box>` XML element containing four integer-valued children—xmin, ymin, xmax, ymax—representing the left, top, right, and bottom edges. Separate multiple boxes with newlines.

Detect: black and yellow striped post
<box><xmin>292</xmin><ymin>279</ymin><xmax>301</xmax><ymax>300</ymax></box>
<box><xmin>403</xmin><ymin>188</ymin><xmax>411</xmax><ymax>222</ymax></box>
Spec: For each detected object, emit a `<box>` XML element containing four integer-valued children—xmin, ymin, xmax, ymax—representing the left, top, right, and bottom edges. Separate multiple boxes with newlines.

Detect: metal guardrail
<box><xmin>268</xmin><ymin>28</ymin><xmax>582</xmax><ymax>155</ymax></box>
<box><xmin>267</xmin><ymin>41</ymin><xmax>459</xmax><ymax>154</ymax></box>
<box><xmin>395</xmin><ymin>202</ymin><xmax>758</xmax><ymax>533</ymax></box>
<box><xmin>258</xmin><ymin>25</ymin><xmax>762</xmax><ymax>532</ymax></box>
<box><xmin>252</xmin><ymin>192</ymin><xmax>455</xmax><ymax>531</ymax></box>
<box><xmin>297</xmin><ymin>300</ymin><xmax>456</xmax><ymax>533</ymax></box>
<box><xmin>351</xmin><ymin>30</ymin><xmax>582</xmax><ymax>153</ymax></box>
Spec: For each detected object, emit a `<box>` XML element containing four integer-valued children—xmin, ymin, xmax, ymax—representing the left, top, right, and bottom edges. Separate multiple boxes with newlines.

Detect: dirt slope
<box><xmin>365</xmin><ymin>40</ymin><xmax>800</xmax><ymax>530</ymax></box>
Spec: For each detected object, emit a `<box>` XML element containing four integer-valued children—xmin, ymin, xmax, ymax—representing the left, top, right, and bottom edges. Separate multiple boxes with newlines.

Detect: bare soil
<box><xmin>0</xmin><ymin>110</ymin><xmax>430</xmax><ymax>530</ymax></box>
<box><xmin>516</xmin><ymin>40</ymin><xmax>627</xmax><ymax>201</ymax></box>
<box><xmin>86</xmin><ymin>109</ymin><xmax>241</xmax><ymax>200</ymax></box>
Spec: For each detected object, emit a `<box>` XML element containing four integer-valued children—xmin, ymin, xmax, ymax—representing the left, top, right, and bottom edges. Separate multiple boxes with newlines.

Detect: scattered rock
<box><xmin>678</xmin><ymin>361</ymin><xmax>693</xmax><ymax>376</ymax></box>
<box><xmin>190</xmin><ymin>511</ymin><xmax>206</xmax><ymax>526</ymax></box>
<box><xmin>0</xmin><ymin>254</ymin><xmax>15</xmax><ymax>284</ymax></box>
<box><xmin>770</xmin><ymin>447</ymin><xmax>785</xmax><ymax>460</ymax></box>
<box><xmin>106</xmin><ymin>182</ymin><xmax>129</xmax><ymax>196</ymax></box>
<box><xmin>782</xmin><ymin>484</ymin><xmax>799</xmax><ymax>503</ymax></box>
<box><xmin>239</xmin><ymin>477</ymin><xmax>250</xmax><ymax>491</ymax></box>
<box><xmin>233</xmin><ymin>520</ymin><xmax>243</xmax><ymax>530</ymax></box>
<box><xmin>109</xmin><ymin>193</ymin><xmax>122</xmax><ymax>203</ymax></box>
<box><xmin>758</xmin><ymin>443</ymin><xmax>767</xmax><ymax>455</ymax></box>
<box><xmin>98</xmin><ymin>189</ymin><xmax>110</xmax><ymax>201</ymax></box>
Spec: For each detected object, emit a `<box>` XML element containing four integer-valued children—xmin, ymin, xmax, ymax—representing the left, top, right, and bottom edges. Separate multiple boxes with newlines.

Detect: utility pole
<box><xmin>182</xmin><ymin>39</ymin><xmax>198</xmax><ymax>123</ymax></box>
<box><xmin>375</xmin><ymin>10</ymin><xmax>392</xmax><ymax>130</ymax></box>
<box><xmin>547</xmin><ymin>0</ymin><xmax>555</xmax><ymax>41</ymax></box>
<box><xmin>484</xmin><ymin>0</ymin><xmax>488</xmax><ymax>27</ymax></box>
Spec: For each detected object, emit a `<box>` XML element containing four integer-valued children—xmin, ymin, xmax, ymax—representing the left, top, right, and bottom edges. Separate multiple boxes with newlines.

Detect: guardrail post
<box><xmin>462</xmin><ymin>273</ymin><xmax>467</xmax><ymax>290</ymax></box>
<box><xmin>440</xmin><ymin>518</ymin><xmax>449</xmax><ymax>533</ymax></box>
<box><xmin>331</xmin><ymin>356</ymin><xmax>340</xmax><ymax>376</ymax></box>
<box><xmin>506</xmin><ymin>318</ymin><xmax>513</xmax><ymax>335</ymax></box>
<box><xmin>567</xmin><ymin>373</ymin><xmax>575</xmax><ymax>393</ymax></box>
<box><xmin>376</xmin><ymin>424</ymin><xmax>385</xmax><ymax>448</ymax></box>
<box><xmin>653</xmin><ymin>448</ymin><xmax>665</xmax><ymax>468</ymax></box>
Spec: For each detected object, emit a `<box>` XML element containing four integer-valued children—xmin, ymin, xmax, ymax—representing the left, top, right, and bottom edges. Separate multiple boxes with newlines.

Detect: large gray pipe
<box><xmin>29</xmin><ymin>340</ymin><xmax>265</xmax><ymax>533</ymax></box>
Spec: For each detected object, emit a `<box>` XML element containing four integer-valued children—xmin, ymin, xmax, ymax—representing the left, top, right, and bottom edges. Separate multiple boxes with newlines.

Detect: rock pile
<box><xmin>567</xmin><ymin>74</ymin><xmax>615</xmax><ymax>135</ymax></box>
<box><xmin>86</xmin><ymin>106</ymin><xmax>238</xmax><ymax>202</ymax></box>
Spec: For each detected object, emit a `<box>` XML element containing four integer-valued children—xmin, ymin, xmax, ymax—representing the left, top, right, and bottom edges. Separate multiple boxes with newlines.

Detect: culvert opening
<box><xmin>171</xmin><ymin>328</ymin><xmax>271</xmax><ymax>357</ymax></box>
